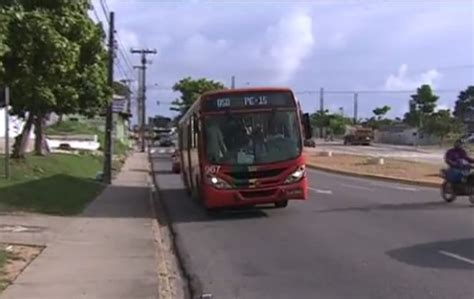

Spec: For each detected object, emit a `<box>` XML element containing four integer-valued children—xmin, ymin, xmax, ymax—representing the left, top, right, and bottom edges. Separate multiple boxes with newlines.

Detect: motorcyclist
<box><xmin>444</xmin><ymin>139</ymin><xmax>474</xmax><ymax>182</ymax></box>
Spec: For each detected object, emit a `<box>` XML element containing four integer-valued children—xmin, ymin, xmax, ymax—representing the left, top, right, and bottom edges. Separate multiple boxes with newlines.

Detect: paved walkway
<box><xmin>1</xmin><ymin>152</ymin><xmax>159</xmax><ymax>299</ymax></box>
<box><xmin>0</xmin><ymin>213</ymin><xmax>70</xmax><ymax>246</ymax></box>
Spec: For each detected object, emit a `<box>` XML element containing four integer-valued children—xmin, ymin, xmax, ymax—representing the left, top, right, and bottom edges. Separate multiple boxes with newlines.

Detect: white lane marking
<box><xmin>439</xmin><ymin>250</ymin><xmax>474</xmax><ymax>265</ymax></box>
<box><xmin>393</xmin><ymin>186</ymin><xmax>418</xmax><ymax>192</ymax></box>
<box><xmin>368</xmin><ymin>181</ymin><xmax>418</xmax><ymax>192</ymax></box>
<box><xmin>308</xmin><ymin>187</ymin><xmax>333</xmax><ymax>195</ymax></box>
<box><xmin>341</xmin><ymin>183</ymin><xmax>373</xmax><ymax>191</ymax></box>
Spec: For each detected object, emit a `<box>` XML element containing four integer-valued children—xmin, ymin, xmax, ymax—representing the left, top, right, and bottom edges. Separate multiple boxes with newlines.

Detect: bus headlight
<box><xmin>206</xmin><ymin>175</ymin><xmax>232</xmax><ymax>189</ymax></box>
<box><xmin>284</xmin><ymin>165</ymin><xmax>306</xmax><ymax>184</ymax></box>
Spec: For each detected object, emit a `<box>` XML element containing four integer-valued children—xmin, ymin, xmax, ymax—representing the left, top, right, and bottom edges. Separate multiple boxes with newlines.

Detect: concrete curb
<box><xmin>306</xmin><ymin>163</ymin><xmax>441</xmax><ymax>188</ymax></box>
<box><xmin>147</xmin><ymin>147</ymin><xmax>195</xmax><ymax>299</ymax></box>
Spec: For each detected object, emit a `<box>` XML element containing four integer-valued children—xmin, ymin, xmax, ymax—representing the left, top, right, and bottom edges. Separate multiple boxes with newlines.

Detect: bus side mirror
<box><xmin>302</xmin><ymin>113</ymin><xmax>312</xmax><ymax>139</ymax></box>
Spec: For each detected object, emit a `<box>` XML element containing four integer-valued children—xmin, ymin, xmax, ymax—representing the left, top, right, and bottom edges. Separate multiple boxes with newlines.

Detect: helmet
<box><xmin>454</xmin><ymin>139</ymin><xmax>465</xmax><ymax>148</ymax></box>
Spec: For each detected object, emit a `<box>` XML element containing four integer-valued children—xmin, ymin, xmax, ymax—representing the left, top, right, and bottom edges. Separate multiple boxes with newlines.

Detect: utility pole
<box><xmin>231</xmin><ymin>75</ymin><xmax>235</xmax><ymax>89</ymax></box>
<box><xmin>4</xmin><ymin>87</ymin><xmax>10</xmax><ymax>179</ymax></box>
<box><xmin>103</xmin><ymin>11</ymin><xmax>114</xmax><ymax>185</ymax></box>
<box><xmin>353</xmin><ymin>92</ymin><xmax>358</xmax><ymax>124</ymax></box>
<box><xmin>319</xmin><ymin>87</ymin><xmax>324</xmax><ymax>138</ymax></box>
<box><xmin>131</xmin><ymin>48</ymin><xmax>157</xmax><ymax>152</ymax></box>
<box><xmin>134</xmin><ymin>66</ymin><xmax>143</xmax><ymax>140</ymax></box>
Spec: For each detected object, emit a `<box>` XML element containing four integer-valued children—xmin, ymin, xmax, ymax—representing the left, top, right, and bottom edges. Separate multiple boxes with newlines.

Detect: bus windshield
<box><xmin>204</xmin><ymin>110</ymin><xmax>302</xmax><ymax>165</ymax></box>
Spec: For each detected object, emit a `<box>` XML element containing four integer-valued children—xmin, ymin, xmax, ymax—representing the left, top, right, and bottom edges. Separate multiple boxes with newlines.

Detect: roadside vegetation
<box><xmin>0</xmin><ymin>154</ymin><xmax>104</xmax><ymax>215</ymax></box>
<box><xmin>46</xmin><ymin>120</ymin><xmax>129</xmax><ymax>156</ymax></box>
<box><xmin>0</xmin><ymin>248</ymin><xmax>8</xmax><ymax>291</ymax></box>
<box><xmin>0</xmin><ymin>244</ymin><xmax>43</xmax><ymax>293</ymax></box>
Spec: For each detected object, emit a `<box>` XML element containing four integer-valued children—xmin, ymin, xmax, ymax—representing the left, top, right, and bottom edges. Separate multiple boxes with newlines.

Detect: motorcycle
<box><xmin>440</xmin><ymin>168</ymin><xmax>474</xmax><ymax>204</ymax></box>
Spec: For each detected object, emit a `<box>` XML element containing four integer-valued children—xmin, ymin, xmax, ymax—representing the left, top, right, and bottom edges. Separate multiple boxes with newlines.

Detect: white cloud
<box><xmin>384</xmin><ymin>64</ymin><xmax>441</xmax><ymax>90</ymax></box>
<box><xmin>327</xmin><ymin>32</ymin><xmax>346</xmax><ymax>49</ymax></box>
<box><xmin>260</xmin><ymin>11</ymin><xmax>315</xmax><ymax>83</ymax></box>
<box><xmin>119</xmin><ymin>29</ymin><xmax>140</xmax><ymax>50</ymax></box>
<box><xmin>435</xmin><ymin>104</ymin><xmax>450</xmax><ymax>112</ymax></box>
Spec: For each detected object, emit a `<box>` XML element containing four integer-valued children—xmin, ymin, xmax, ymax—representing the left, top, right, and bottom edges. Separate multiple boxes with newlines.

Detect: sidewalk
<box><xmin>0</xmin><ymin>152</ymin><xmax>159</xmax><ymax>299</ymax></box>
<box><xmin>0</xmin><ymin>213</ymin><xmax>70</xmax><ymax>247</ymax></box>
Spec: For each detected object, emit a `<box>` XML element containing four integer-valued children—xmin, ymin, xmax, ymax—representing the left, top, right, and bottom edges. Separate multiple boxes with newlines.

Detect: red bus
<box><xmin>177</xmin><ymin>87</ymin><xmax>312</xmax><ymax>210</ymax></box>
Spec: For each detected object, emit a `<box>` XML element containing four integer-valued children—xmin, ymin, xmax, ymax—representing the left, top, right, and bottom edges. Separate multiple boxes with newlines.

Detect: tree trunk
<box><xmin>58</xmin><ymin>113</ymin><xmax>63</xmax><ymax>124</ymax></box>
<box><xmin>12</xmin><ymin>113</ymin><xmax>34</xmax><ymax>159</ymax></box>
<box><xmin>34</xmin><ymin>113</ymin><xmax>49</xmax><ymax>156</ymax></box>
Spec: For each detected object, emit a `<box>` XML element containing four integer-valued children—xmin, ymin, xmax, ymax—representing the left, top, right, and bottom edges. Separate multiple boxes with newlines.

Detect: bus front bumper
<box><xmin>202</xmin><ymin>178</ymin><xmax>308</xmax><ymax>208</ymax></box>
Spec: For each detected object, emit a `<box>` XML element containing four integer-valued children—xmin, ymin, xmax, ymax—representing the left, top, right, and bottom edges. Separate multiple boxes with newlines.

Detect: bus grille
<box><xmin>225</xmin><ymin>168</ymin><xmax>286</xmax><ymax>180</ymax></box>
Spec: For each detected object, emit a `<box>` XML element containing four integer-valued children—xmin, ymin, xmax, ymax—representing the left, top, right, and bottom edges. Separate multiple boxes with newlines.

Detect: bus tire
<box><xmin>275</xmin><ymin>200</ymin><xmax>288</xmax><ymax>208</ymax></box>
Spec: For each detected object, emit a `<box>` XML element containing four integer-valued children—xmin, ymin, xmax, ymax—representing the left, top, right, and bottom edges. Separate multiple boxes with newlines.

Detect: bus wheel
<box><xmin>275</xmin><ymin>200</ymin><xmax>288</xmax><ymax>208</ymax></box>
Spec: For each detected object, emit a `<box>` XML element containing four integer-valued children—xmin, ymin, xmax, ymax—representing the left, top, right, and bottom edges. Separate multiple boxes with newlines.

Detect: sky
<box><xmin>90</xmin><ymin>0</ymin><xmax>474</xmax><ymax>121</ymax></box>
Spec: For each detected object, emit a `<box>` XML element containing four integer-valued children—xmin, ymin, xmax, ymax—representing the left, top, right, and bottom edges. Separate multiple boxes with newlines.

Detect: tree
<box><xmin>113</xmin><ymin>81</ymin><xmax>131</xmax><ymax>97</ymax></box>
<box><xmin>453</xmin><ymin>86</ymin><xmax>474</xmax><ymax>123</ymax></box>
<box><xmin>170</xmin><ymin>77</ymin><xmax>225</xmax><ymax>117</ymax></box>
<box><xmin>423</xmin><ymin>109</ymin><xmax>461</xmax><ymax>145</ymax></box>
<box><xmin>0</xmin><ymin>6</ymin><xmax>10</xmax><ymax>81</ymax></box>
<box><xmin>372</xmin><ymin>105</ymin><xmax>391</xmax><ymax>120</ymax></box>
<box><xmin>310</xmin><ymin>110</ymin><xmax>352</xmax><ymax>136</ymax></box>
<box><xmin>328</xmin><ymin>114</ymin><xmax>352</xmax><ymax>135</ymax></box>
<box><xmin>403</xmin><ymin>84</ymin><xmax>439</xmax><ymax>127</ymax></box>
<box><xmin>310</xmin><ymin>109</ymin><xmax>330</xmax><ymax>129</ymax></box>
<box><xmin>1</xmin><ymin>1</ymin><xmax>111</xmax><ymax>157</ymax></box>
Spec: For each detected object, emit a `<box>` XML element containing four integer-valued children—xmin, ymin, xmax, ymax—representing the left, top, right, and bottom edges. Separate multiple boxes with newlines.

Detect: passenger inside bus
<box><xmin>205</xmin><ymin>118</ymin><xmax>227</xmax><ymax>162</ymax></box>
<box><xmin>205</xmin><ymin>111</ymin><xmax>301</xmax><ymax>165</ymax></box>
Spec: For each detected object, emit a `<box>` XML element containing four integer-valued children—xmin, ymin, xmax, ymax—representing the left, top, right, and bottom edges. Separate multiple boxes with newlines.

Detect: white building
<box><xmin>0</xmin><ymin>107</ymin><xmax>35</xmax><ymax>138</ymax></box>
<box><xmin>374</xmin><ymin>124</ymin><xmax>440</xmax><ymax>146</ymax></box>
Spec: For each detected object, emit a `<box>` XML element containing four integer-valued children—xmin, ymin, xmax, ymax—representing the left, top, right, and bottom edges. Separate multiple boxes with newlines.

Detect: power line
<box><xmin>91</xmin><ymin>5</ymin><xmax>102</xmax><ymax>24</ymax></box>
<box><xmin>99</xmin><ymin>0</ymin><xmax>111</xmax><ymax>23</ymax></box>
<box><xmin>295</xmin><ymin>89</ymin><xmax>463</xmax><ymax>95</ymax></box>
<box><xmin>115</xmin><ymin>61</ymin><xmax>128</xmax><ymax>80</ymax></box>
<box><xmin>117</xmin><ymin>37</ymin><xmax>134</xmax><ymax>71</ymax></box>
<box><xmin>93</xmin><ymin>0</ymin><xmax>134</xmax><ymax>81</ymax></box>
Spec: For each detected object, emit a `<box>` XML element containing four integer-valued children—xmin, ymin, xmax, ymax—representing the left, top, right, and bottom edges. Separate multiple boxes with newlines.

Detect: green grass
<box><xmin>0</xmin><ymin>154</ymin><xmax>104</xmax><ymax>215</ymax></box>
<box><xmin>46</xmin><ymin>120</ymin><xmax>100</xmax><ymax>135</ymax></box>
<box><xmin>46</xmin><ymin>120</ymin><xmax>130</xmax><ymax>156</ymax></box>
<box><xmin>0</xmin><ymin>248</ymin><xmax>9</xmax><ymax>291</ymax></box>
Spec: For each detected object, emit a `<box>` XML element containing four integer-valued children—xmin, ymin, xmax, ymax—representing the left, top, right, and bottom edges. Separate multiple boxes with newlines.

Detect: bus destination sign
<box><xmin>203</xmin><ymin>92</ymin><xmax>295</xmax><ymax>112</ymax></box>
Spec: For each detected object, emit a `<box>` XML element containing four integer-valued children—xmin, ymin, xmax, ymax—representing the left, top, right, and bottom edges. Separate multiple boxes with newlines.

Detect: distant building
<box><xmin>375</xmin><ymin>124</ymin><xmax>440</xmax><ymax>145</ymax></box>
<box><xmin>0</xmin><ymin>108</ymin><xmax>34</xmax><ymax>153</ymax></box>
<box><xmin>0</xmin><ymin>108</ymin><xmax>35</xmax><ymax>139</ymax></box>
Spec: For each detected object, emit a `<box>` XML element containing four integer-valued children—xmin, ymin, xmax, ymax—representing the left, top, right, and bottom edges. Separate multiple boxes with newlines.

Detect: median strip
<box><xmin>305</xmin><ymin>152</ymin><xmax>441</xmax><ymax>188</ymax></box>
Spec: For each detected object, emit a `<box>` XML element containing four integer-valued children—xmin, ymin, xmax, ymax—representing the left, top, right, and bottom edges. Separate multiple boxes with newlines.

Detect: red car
<box><xmin>171</xmin><ymin>150</ymin><xmax>181</xmax><ymax>173</ymax></box>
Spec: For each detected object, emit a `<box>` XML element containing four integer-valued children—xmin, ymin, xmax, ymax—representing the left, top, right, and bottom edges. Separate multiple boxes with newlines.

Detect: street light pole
<box><xmin>4</xmin><ymin>86</ymin><xmax>10</xmax><ymax>179</ymax></box>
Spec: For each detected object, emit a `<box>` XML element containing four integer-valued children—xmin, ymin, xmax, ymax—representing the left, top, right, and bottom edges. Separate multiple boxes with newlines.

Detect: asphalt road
<box><xmin>151</xmin><ymin>149</ymin><xmax>474</xmax><ymax>299</ymax></box>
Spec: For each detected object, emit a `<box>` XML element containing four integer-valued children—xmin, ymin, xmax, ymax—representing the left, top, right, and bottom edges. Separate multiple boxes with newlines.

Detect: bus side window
<box><xmin>192</xmin><ymin>115</ymin><xmax>199</xmax><ymax>149</ymax></box>
<box><xmin>178</xmin><ymin>127</ymin><xmax>183</xmax><ymax>149</ymax></box>
<box><xmin>187</xmin><ymin>119</ymin><xmax>192</xmax><ymax>149</ymax></box>
<box><xmin>190</xmin><ymin>117</ymin><xmax>195</xmax><ymax>149</ymax></box>
<box><xmin>182</xmin><ymin>121</ymin><xmax>189</xmax><ymax>150</ymax></box>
